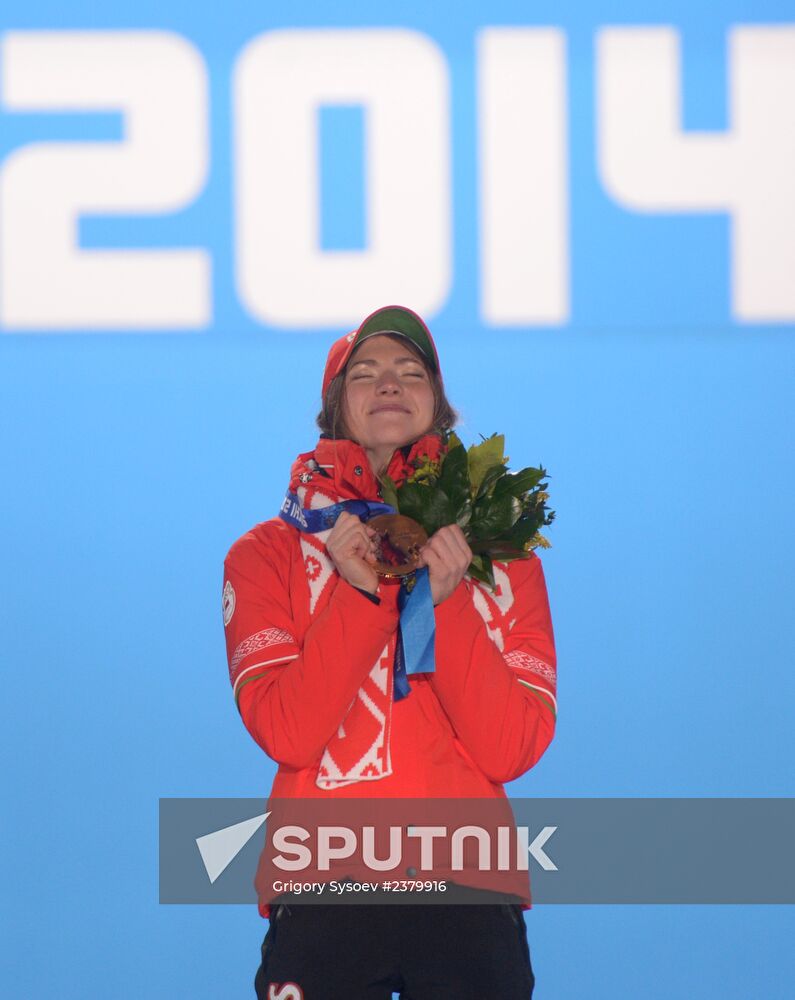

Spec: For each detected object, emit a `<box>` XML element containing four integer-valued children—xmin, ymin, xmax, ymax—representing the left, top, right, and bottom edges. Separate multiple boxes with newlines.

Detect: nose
<box><xmin>375</xmin><ymin>369</ymin><xmax>401</xmax><ymax>393</ymax></box>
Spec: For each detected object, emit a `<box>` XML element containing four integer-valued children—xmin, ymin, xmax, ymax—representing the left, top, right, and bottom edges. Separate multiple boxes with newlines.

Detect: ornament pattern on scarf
<box><xmin>294</xmin><ymin>479</ymin><xmax>395</xmax><ymax>790</ymax></box>
<box><xmin>297</xmin><ymin>483</ymin><xmax>336</xmax><ymax>616</ymax></box>
<box><xmin>317</xmin><ymin>643</ymin><xmax>393</xmax><ymax>788</ymax></box>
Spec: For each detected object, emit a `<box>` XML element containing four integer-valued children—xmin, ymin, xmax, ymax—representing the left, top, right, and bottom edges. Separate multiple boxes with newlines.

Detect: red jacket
<box><xmin>223</xmin><ymin>435</ymin><xmax>557</xmax><ymax>906</ymax></box>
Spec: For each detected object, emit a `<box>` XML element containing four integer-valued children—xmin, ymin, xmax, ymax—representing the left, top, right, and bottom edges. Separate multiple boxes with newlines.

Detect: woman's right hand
<box><xmin>325</xmin><ymin>512</ymin><xmax>379</xmax><ymax>594</ymax></box>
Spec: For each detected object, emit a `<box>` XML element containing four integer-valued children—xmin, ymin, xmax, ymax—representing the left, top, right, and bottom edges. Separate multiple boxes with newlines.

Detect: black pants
<box><xmin>254</xmin><ymin>902</ymin><xmax>535</xmax><ymax>999</ymax></box>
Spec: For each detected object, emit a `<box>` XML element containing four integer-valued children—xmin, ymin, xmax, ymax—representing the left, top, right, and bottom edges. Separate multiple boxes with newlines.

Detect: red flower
<box><xmin>386</xmin><ymin>433</ymin><xmax>446</xmax><ymax>486</ymax></box>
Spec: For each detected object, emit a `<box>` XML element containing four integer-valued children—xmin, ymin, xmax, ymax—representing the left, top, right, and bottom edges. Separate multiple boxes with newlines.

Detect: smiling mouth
<box><xmin>370</xmin><ymin>406</ymin><xmax>410</xmax><ymax>414</ymax></box>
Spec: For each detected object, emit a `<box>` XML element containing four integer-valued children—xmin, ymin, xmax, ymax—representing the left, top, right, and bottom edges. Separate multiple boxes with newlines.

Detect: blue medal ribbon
<box><xmin>279</xmin><ymin>491</ymin><xmax>394</xmax><ymax>532</ymax></box>
<box><xmin>393</xmin><ymin>567</ymin><xmax>435</xmax><ymax>700</ymax></box>
<box><xmin>279</xmin><ymin>489</ymin><xmax>436</xmax><ymax>699</ymax></box>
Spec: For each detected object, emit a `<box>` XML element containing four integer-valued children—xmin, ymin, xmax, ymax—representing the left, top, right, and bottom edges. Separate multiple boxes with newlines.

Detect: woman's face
<box><xmin>341</xmin><ymin>334</ymin><xmax>436</xmax><ymax>460</ymax></box>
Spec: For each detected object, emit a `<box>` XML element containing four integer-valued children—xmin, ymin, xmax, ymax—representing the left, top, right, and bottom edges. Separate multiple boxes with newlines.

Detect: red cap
<box><xmin>321</xmin><ymin>305</ymin><xmax>441</xmax><ymax>401</ymax></box>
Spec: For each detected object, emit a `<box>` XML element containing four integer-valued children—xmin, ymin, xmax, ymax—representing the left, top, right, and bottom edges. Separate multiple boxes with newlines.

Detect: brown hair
<box><xmin>316</xmin><ymin>333</ymin><xmax>457</xmax><ymax>441</ymax></box>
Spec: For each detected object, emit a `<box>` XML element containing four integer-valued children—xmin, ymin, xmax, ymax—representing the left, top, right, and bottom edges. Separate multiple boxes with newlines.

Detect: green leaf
<box><xmin>469</xmin><ymin>553</ymin><xmax>485</xmax><ymax>573</ymax></box>
<box><xmin>437</xmin><ymin>437</ymin><xmax>469</xmax><ymax>512</ymax></box>
<box><xmin>474</xmin><ymin>462</ymin><xmax>508</xmax><ymax>501</ymax></box>
<box><xmin>466</xmin><ymin>553</ymin><xmax>488</xmax><ymax>587</ymax></box>
<box><xmin>492</xmin><ymin>466</ymin><xmax>547</xmax><ymax>499</ymax></box>
<box><xmin>467</xmin><ymin>434</ymin><xmax>504</xmax><ymax>495</ymax></box>
<box><xmin>470</xmin><ymin>493</ymin><xmax>518</xmax><ymax>539</ymax></box>
<box><xmin>395</xmin><ymin>483</ymin><xmax>453</xmax><ymax>535</ymax></box>
<box><xmin>479</xmin><ymin>552</ymin><xmax>495</xmax><ymax>589</ymax></box>
<box><xmin>379</xmin><ymin>474</ymin><xmax>399</xmax><ymax>511</ymax></box>
<box><xmin>466</xmin><ymin>553</ymin><xmax>495</xmax><ymax>588</ymax></box>
<box><xmin>503</xmin><ymin>510</ymin><xmax>545</xmax><ymax>550</ymax></box>
<box><xmin>446</xmin><ymin>430</ymin><xmax>464</xmax><ymax>452</ymax></box>
<box><xmin>455</xmin><ymin>498</ymin><xmax>473</xmax><ymax>531</ymax></box>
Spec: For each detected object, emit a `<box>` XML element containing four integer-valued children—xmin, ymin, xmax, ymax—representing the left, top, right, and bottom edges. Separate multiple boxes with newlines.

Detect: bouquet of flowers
<box><xmin>379</xmin><ymin>431</ymin><xmax>555</xmax><ymax>589</ymax></box>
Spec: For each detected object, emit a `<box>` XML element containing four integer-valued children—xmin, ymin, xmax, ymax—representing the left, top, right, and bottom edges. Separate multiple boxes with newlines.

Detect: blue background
<box><xmin>2</xmin><ymin>2</ymin><xmax>794</xmax><ymax>998</ymax></box>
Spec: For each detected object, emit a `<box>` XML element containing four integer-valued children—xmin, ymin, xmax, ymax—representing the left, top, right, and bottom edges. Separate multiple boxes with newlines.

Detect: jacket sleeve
<box><xmin>428</xmin><ymin>553</ymin><xmax>557</xmax><ymax>784</ymax></box>
<box><xmin>222</xmin><ymin>527</ymin><xmax>399</xmax><ymax>769</ymax></box>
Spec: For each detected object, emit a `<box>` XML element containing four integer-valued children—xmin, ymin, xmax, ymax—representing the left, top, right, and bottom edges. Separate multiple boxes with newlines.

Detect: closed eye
<box><xmin>350</xmin><ymin>369</ymin><xmax>425</xmax><ymax>380</ymax></box>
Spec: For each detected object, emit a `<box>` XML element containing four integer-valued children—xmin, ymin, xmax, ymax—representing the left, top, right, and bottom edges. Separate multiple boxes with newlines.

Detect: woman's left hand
<box><xmin>416</xmin><ymin>525</ymin><xmax>473</xmax><ymax>606</ymax></box>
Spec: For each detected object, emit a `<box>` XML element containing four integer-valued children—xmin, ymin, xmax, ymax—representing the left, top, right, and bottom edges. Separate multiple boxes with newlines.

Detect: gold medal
<box><xmin>367</xmin><ymin>514</ymin><xmax>428</xmax><ymax>577</ymax></box>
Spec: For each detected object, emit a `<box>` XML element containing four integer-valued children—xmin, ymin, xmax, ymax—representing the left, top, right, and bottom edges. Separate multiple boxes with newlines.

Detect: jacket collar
<box><xmin>291</xmin><ymin>434</ymin><xmax>444</xmax><ymax>501</ymax></box>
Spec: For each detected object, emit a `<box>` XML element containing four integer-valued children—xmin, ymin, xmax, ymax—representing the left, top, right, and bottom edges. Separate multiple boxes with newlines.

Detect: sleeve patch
<box><xmin>229</xmin><ymin>627</ymin><xmax>296</xmax><ymax>680</ymax></box>
<box><xmin>504</xmin><ymin>649</ymin><xmax>556</xmax><ymax>688</ymax></box>
<box><xmin>222</xmin><ymin>580</ymin><xmax>236</xmax><ymax>626</ymax></box>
